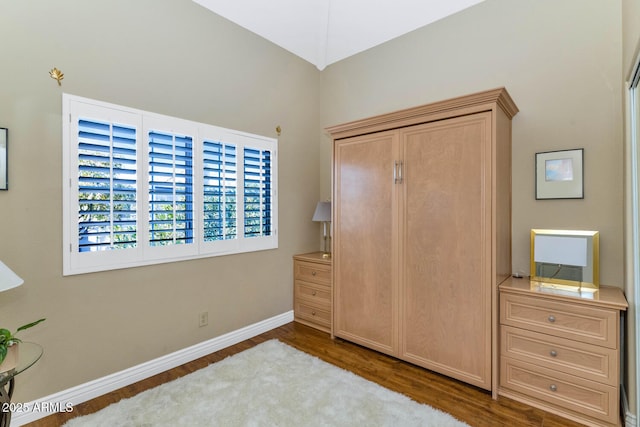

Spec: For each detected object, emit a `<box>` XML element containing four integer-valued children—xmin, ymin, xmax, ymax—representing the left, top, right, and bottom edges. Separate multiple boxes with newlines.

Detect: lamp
<box><xmin>0</xmin><ymin>260</ymin><xmax>23</xmax><ymax>292</ymax></box>
<box><xmin>531</xmin><ymin>229</ymin><xmax>598</xmax><ymax>293</ymax></box>
<box><xmin>312</xmin><ymin>201</ymin><xmax>331</xmax><ymax>258</ymax></box>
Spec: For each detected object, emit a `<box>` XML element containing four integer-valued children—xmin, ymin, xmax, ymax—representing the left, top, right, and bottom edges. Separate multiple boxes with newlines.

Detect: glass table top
<box><xmin>0</xmin><ymin>342</ymin><xmax>43</xmax><ymax>383</ymax></box>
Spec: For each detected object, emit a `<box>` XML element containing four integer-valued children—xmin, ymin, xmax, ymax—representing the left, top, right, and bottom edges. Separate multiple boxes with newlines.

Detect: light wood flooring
<box><xmin>28</xmin><ymin>322</ymin><xmax>589</xmax><ymax>426</ymax></box>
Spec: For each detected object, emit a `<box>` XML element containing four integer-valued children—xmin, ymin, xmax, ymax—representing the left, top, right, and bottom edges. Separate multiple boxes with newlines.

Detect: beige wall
<box><xmin>0</xmin><ymin>0</ymin><xmax>321</xmax><ymax>402</ymax></box>
<box><xmin>623</xmin><ymin>0</ymin><xmax>640</xmax><ymax>80</ymax></box>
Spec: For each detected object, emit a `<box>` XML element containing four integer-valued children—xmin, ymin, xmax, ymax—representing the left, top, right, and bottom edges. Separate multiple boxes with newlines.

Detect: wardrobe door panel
<box><xmin>400</xmin><ymin>112</ymin><xmax>493</xmax><ymax>389</ymax></box>
<box><xmin>333</xmin><ymin>131</ymin><xmax>399</xmax><ymax>355</ymax></box>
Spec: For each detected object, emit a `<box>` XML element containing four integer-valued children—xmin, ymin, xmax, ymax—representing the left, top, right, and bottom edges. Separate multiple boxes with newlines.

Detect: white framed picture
<box><xmin>535</xmin><ymin>148</ymin><xmax>583</xmax><ymax>200</ymax></box>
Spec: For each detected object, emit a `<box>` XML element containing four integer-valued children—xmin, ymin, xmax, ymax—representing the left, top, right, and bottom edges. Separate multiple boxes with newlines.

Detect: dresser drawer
<box><xmin>295</xmin><ymin>300</ymin><xmax>331</xmax><ymax>328</ymax></box>
<box><xmin>294</xmin><ymin>261</ymin><xmax>331</xmax><ymax>285</ymax></box>
<box><xmin>501</xmin><ymin>357</ymin><xmax>617</xmax><ymax>424</ymax></box>
<box><xmin>501</xmin><ymin>293</ymin><xmax>618</xmax><ymax>349</ymax></box>
<box><xmin>295</xmin><ymin>280</ymin><xmax>331</xmax><ymax>305</ymax></box>
<box><xmin>501</xmin><ymin>326</ymin><xmax>616</xmax><ymax>386</ymax></box>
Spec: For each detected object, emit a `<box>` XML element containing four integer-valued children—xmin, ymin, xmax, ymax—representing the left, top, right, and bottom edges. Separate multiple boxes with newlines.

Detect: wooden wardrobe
<box><xmin>327</xmin><ymin>88</ymin><xmax>518</xmax><ymax>395</ymax></box>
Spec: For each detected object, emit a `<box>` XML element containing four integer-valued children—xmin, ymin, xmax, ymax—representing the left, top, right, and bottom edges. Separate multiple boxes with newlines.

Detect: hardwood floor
<box><xmin>28</xmin><ymin>322</ymin><xmax>587</xmax><ymax>426</ymax></box>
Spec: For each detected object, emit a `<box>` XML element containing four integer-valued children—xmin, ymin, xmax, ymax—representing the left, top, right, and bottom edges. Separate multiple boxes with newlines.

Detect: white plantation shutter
<box><xmin>77</xmin><ymin>119</ymin><xmax>137</xmax><ymax>252</ymax></box>
<box><xmin>203</xmin><ymin>140</ymin><xmax>237</xmax><ymax>241</ymax></box>
<box><xmin>243</xmin><ymin>147</ymin><xmax>272</xmax><ymax>238</ymax></box>
<box><xmin>64</xmin><ymin>98</ymin><xmax>144</xmax><ymax>275</ymax></box>
<box><xmin>63</xmin><ymin>94</ymin><xmax>277</xmax><ymax>275</ymax></box>
<box><xmin>148</xmin><ymin>131</ymin><xmax>194</xmax><ymax>247</ymax></box>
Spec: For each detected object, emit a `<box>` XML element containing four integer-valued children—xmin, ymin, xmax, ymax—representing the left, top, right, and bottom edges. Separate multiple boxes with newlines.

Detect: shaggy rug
<box><xmin>63</xmin><ymin>340</ymin><xmax>469</xmax><ymax>427</ymax></box>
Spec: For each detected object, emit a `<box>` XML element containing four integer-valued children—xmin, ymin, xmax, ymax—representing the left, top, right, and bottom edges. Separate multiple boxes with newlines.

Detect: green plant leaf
<box><xmin>0</xmin><ymin>345</ymin><xmax>6</xmax><ymax>364</ymax></box>
<box><xmin>16</xmin><ymin>318</ymin><xmax>46</xmax><ymax>333</ymax></box>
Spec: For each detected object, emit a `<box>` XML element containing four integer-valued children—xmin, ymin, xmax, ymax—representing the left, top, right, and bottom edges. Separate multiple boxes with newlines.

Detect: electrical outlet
<box><xmin>199</xmin><ymin>311</ymin><xmax>208</xmax><ymax>327</ymax></box>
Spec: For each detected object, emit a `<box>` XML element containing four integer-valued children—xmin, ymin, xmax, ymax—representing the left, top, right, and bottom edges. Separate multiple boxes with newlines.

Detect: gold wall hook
<box><xmin>49</xmin><ymin>67</ymin><xmax>64</xmax><ymax>86</ymax></box>
<box><xmin>276</xmin><ymin>125</ymin><xmax>281</xmax><ymax>136</ymax></box>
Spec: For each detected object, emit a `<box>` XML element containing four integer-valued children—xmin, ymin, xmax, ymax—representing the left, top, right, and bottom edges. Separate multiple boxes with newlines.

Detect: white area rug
<box><xmin>64</xmin><ymin>340</ymin><xmax>469</xmax><ymax>427</ymax></box>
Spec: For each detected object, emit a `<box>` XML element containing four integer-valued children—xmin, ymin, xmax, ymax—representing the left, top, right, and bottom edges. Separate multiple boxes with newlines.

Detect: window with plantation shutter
<box><xmin>63</xmin><ymin>94</ymin><xmax>277</xmax><ymax>276</ymax></box>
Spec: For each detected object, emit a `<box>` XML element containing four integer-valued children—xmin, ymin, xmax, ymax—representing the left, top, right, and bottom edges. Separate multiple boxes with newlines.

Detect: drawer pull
<box><xmin>312</xmin><ymin>291</ymin><xmax>317</xmax><ymax>296</ymax></box>
<box><xmin>549</xmin><ymin>350</ymin><xmax>558</xmax><ymax>357</ymax></box>
<box><xmin>549</xmin><ymin>384</ymin><xmax>557</xmax><ymax>392</ymax></box>
<box><xmin>547</xmin><ymin>315</ymin><xmax>556</xmax><ymax>323</ymax></box>
<box><xmin>312</xmin><ymin>271</ymin><xmax>317</xmax><ymax>276</ymax></box>
<box><xmin>311</xmin><ymin>311</ymin><xmax>316</xmax><ymax>316</ymax></box>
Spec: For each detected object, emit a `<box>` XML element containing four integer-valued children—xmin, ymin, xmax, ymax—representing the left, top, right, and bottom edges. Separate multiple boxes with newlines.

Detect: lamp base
<box><xmin>321</xmin><ymin>227</ymin><xmax>331</xmax><ymax>259</ymax></box>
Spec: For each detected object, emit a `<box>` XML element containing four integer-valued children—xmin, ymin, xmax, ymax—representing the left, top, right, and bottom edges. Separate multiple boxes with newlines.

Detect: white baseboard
<box><xmin>11</xmin><ymin>311</ymin><xmax>294</xmax><ymax>426</ymax></box>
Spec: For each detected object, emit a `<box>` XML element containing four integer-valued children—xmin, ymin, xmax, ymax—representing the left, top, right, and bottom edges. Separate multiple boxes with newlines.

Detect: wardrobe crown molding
<box><xmin>326</xmin><ymin>87</ymin><xmax>518</xmax><ymax>140</ymax></box>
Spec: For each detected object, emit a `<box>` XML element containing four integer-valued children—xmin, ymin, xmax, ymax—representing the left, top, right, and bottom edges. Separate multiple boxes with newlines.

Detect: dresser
<box><xmin>293</xmin><ymin>252</ymin><xmax>332</xmax><ymax>333</ymax></box>
<box><xmin>499</xmin><ymin>277</ymin><xmax>627</xmax><ymax>427</ymax></box>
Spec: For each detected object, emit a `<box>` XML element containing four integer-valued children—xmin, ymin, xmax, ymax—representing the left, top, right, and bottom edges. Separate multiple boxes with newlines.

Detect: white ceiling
<box><xmin>192</xmin><ymin>0</ymin><xmax>485</xmax><ymax>70</ymax></box>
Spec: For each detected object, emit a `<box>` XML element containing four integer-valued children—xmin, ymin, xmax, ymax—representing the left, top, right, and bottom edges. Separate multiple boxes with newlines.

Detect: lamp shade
<box><xmin>0</xmin><ymin>260</ymin><xmax>24</xmax><ymax>292</ymax></box>
<box><xmin>534</xmin><ymin>235</ymin><xmax>588</xmax><ymax>267</ymax></box>
<box><xmin>312</xmin><ymin>201</ymin><xmax>331</xmax><ymax>222</ymax></box>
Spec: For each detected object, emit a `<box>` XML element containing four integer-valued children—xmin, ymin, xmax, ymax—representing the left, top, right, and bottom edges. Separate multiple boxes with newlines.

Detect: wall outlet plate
<box><xmin>199</xmin><ymin>312</ymin><xmax>208</xmax><ymax>327</ymax></box>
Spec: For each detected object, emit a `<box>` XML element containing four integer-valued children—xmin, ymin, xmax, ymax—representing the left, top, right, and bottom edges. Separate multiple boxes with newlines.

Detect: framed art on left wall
<box><xmin>0</xmin><ymin>128</ymin><xmax>7</xmax><ymax>190</ymax></box>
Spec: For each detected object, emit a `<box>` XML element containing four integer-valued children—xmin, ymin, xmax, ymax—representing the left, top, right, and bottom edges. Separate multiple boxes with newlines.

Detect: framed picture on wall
<box><xmin>535</xmin><ymin>148</ymin><xmax>584</xmax><ymax>200</ymax></box>
<box><xmin>0</xmin><ymin>128</ymin><xmax>7</xmax><ymax>190</ymax></box>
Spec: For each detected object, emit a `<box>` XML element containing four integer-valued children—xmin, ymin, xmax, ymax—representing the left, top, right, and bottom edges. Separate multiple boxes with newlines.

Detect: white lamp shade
<box><xmin>534</xmin><ymin>235</ymin><xmax>588</xmax><ymax>267</ymax></box>
<box><xmin>0</xmin><ymin>260</ymin><xmax>24</xmax><ymax>292</ymax></box>
<box><xmin>312</xmin><ymin>201</ymin><xmax>331</xmax><ymax>222</ymax></box>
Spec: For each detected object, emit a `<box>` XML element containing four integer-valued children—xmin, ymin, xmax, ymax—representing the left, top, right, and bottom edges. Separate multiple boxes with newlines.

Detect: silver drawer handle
<box><xmin>548</xmin><ymin>315</ymin><xmax>556</xmax><ymax>323</ymax></box>
<box><xmin>550</xmin><ymin>350</ymin><xmax>558</xmax><ymax>357</ymax></box>
<box><xmin>549</xmin><ymin>384</ymin><xmax>557</xmax><ymax>392</ymax></box>
<box><xmin>312</xmin><ymin>271</ymin><xmax>317</xmax><ymax>276</ymax></box>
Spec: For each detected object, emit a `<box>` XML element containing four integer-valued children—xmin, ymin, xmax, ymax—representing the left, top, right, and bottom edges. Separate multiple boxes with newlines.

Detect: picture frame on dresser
<box><xmin>530</xmin><ymin>229</ymin><xmax>599</xmax><ymax>291</ymax></box>
<box><xmin>535</xmin><ymin>148</ymin><xmax>584</xmax><ymax>200</ymax></box>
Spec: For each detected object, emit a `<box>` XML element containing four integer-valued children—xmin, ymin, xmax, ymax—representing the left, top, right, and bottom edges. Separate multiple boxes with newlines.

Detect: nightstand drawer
<box><xmin>295</xmin><ymin>280</ymin><xmax>331</xmax><ymax>305</ymax></box>
<box><xmin>501</xmin><ymin>357</ymin><xmax>617</xmax><ymax>425</ymax></box>
<box><xmin>501</xmin><ymin>326</ymin><xmax>616</xmax><ymax>386</ymax></box>
<box><xmin>501</xmin><ymin>293</ymin><xmax>618</xmax><ymax>349</ymax></box>
<box><xmin>295</xmin><ymin>300</ymin><xmax>331</xmax><ymax>327</ymax></box>
<box><xmin>294</xmin><ymin>261</ymin><xmax>331</xmax><ymax>285</ymax></box>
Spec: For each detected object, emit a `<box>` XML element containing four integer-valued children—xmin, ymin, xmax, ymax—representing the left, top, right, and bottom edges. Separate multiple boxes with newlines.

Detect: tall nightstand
<box><xmin>293</xmin><ymin>252</ymin><xmax>332</xmax><ymax>333</ymax></box>
<box><xmin>499</xmin><ymin>278</ymin><xmax>627</xmax><ymax>427</ymax></box>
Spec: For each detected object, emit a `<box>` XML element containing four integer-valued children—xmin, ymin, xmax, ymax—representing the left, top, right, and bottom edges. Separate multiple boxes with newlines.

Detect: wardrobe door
<box><xmin>399</xmin><ymin>112</ymin><xmax>493</xmax><ymax>389</ymax></box>
<box><xmin>333</xmin><ymin>131</ymin><xmax>400</xmax><ymax>356</ymax></box>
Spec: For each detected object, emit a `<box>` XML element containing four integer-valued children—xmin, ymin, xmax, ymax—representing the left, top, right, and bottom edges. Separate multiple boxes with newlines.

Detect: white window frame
<box><xmin>63</xmin><ymin>94</ymin><xmax>278</xmax><ymax>275</ymax></box>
